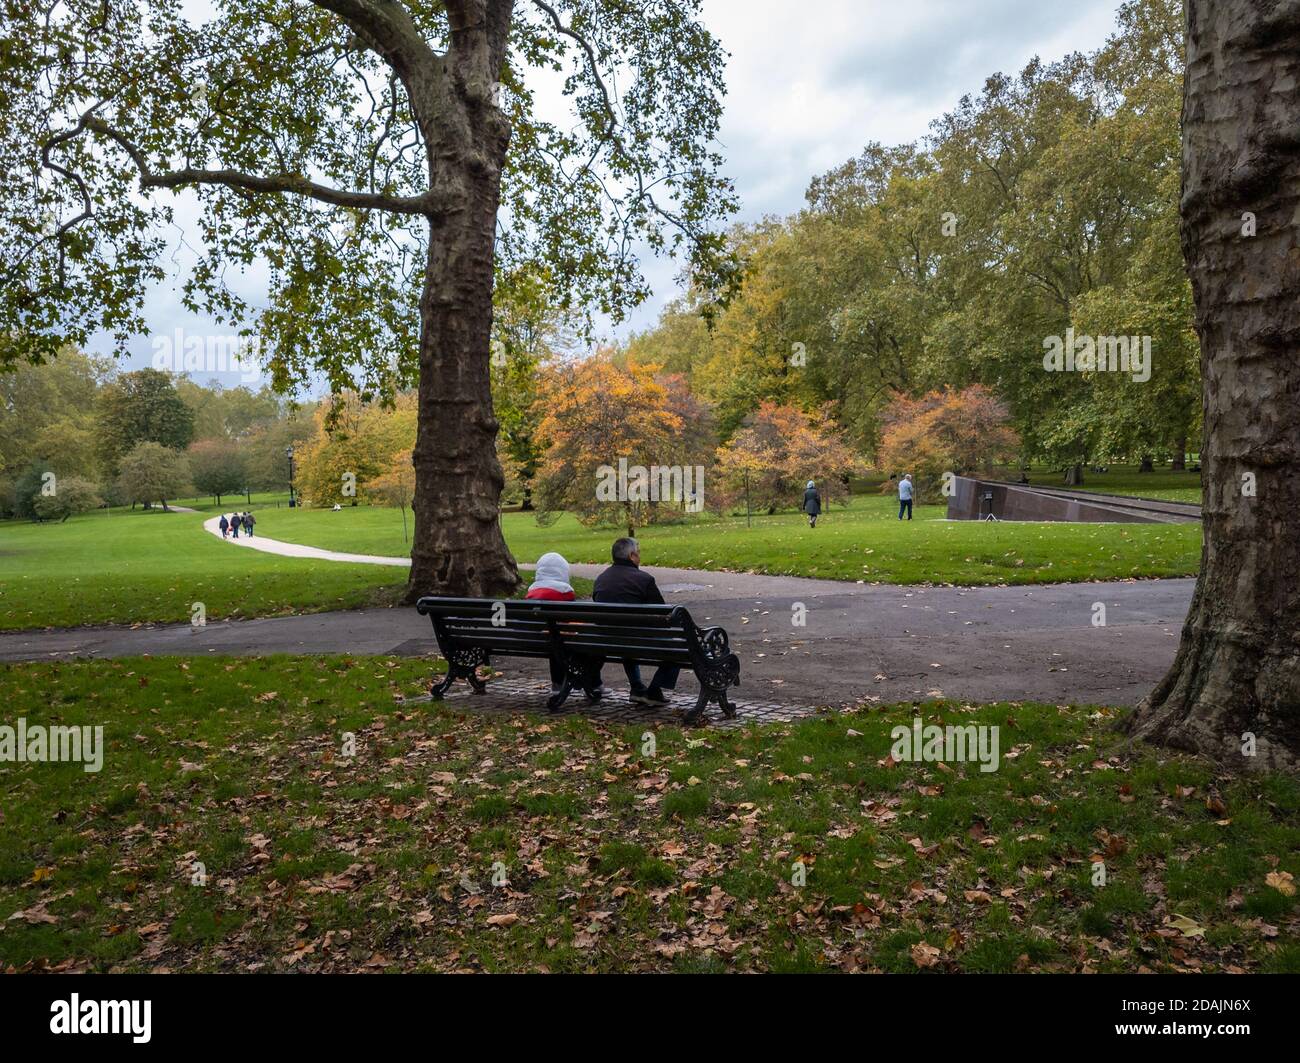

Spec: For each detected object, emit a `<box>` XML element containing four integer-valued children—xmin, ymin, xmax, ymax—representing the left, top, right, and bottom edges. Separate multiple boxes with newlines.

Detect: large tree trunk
<box><xmin>1171</xmin><ymin>433</ymin><xmax>1188</xmax><ymax>471</ymax></box>
<box><xmin>404</xmin><ymin>2</ymin><xmax>519</xmax><ymax>600</ymax></box>
<box><xmin>1125</xmin><ymin>0</ymin><xmax>1300</xmax><ymax>772</ymax></box>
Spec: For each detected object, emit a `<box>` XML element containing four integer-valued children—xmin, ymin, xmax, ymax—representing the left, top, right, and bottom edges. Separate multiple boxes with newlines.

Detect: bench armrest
<box><xmin>695</xmin><ymin>624</ymin><xmax>733</xmax><ymax>661</ymax></box>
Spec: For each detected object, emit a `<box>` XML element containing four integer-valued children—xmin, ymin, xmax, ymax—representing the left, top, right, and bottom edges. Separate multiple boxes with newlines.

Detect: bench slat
<box><xmin>419</xmin><ymin>598</ymin><xmax>684</xmax><ymax>627</ymax></box>
<box><xmin>556</xmin><ymin>641</ymin><xmax>702</xmax><ymax>657</ymax></box>
<box><xmin>558</xmin><ymin>633</ymin><xmax>690</xmax><ymax>652</ymax></box>
<box><xmin>438</xmin><ymin>618</ymin><xmax>693</xmax><ymax>642</ymax></box>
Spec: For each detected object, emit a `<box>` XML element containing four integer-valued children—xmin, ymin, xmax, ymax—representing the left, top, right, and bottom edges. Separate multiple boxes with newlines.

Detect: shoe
<box><xmin>635</xmin><ymin>688</ymin><xmax>669</xmax><ymax>706</ymax></box>
<box><xmin>550</xmin><ymin>684</ymin><xmax>564</xmax><ymax>696</ymax></box>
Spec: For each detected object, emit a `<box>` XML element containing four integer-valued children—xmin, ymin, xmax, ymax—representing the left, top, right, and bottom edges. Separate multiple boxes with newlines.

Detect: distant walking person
<box><xmin>243</xmin><ymin>512</ymin><xmax>256</xmax><ymax>537</ymax></box>
<box><xmin>230</xmin><ymin>514</ymin><xmax>240</xmax><ymax>538</ymax></box>
<box><xmin>803</xmin><ymin>480</ymin><xmax>822</xmax><ymax>528</ymax></box>
<box><xmin>593</xmin><ymin>538</ymin><xmax>678</xmax><ymax>706</ymax></box>
<box><xmin>898</xmin><ymin>474</ymin><xmax>914</xmax><ymax>521</ymax></box>
<box><xmin>218</xmin><ymin>514</ymin><xmax>230</xmax><ymax>539</ymax></box>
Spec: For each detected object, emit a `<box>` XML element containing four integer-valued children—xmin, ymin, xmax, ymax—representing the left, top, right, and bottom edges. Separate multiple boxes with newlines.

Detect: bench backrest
<box><xmin>415</xmin><ymin>597</ymin><xmax>699</xmax><ymax>666</ymax></box>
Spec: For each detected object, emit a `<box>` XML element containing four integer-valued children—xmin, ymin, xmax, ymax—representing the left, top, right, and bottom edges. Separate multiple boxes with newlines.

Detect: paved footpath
<box><xmin>1</xmin><ymin>523</ymin><xmax>1195</xmax><ymax>708</ymax></box>
<box><xmin>202</xmin><ymin>514</ymin><xmax>411</xmax><ymax>566</ymax></box>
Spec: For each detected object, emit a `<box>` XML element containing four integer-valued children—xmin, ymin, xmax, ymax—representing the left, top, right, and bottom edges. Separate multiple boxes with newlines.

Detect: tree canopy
<box><xmin>622</xmin><ymin>0</ymin><xmax>1195</xmax><ymax>475</ymax></box>
<box><xmin>2</xmin><ymin>0</ymin><xmax>735</xmax><ymax>395</ymax></box>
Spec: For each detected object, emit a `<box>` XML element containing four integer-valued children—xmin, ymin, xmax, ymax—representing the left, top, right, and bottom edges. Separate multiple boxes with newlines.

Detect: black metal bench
<box><xmin>414</xmin><ymin>597</ymin><xmax>742</xmax><ymax>723</ymax></box>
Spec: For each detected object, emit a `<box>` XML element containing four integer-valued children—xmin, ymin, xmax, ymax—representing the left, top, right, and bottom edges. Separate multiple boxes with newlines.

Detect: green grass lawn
<box><xmin>166</xmin><ymin>490</ymin><xmax>294</xmax><ymax>514</ymax></box>
<box><xmin>0</xmin><ymin>656</ymin><xmax>1294</xmax><ymax>973</ymax></box>
<box><xmin>0</xmin><ymin>507</ymin><xmax>600</xmax><ymax>631</ymax></box>
<box><xmin>0</xmin><ymin>507</ymin><xmax>407</xmax><ymax>630</ymax></box>
<box><xmin>0</xmin><ymin>482</ymin><xmax>1202</xmax><ymax>632</ymax></box>
<box><xmin>258</xmin><ymin>494</ymin><xmax>1202</xmax><ymax>586</ymax></box>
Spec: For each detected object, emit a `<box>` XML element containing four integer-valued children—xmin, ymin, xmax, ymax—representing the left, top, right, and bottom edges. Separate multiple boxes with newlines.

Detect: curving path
<box><xmin>3</xmin><ymin>507</ymin><xmax>1197</xmax><ymax>711</ymax></box>
<box><xmin>202</xmin><ymin>514</ymin><xmax>412</xmax><ymax>567</ymax></box>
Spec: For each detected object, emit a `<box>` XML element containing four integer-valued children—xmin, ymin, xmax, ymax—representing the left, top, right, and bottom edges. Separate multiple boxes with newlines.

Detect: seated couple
<box><xmin>526</xmin><ymin>537</ymin><xmax>678</xmax><ymax>706</ymax></box>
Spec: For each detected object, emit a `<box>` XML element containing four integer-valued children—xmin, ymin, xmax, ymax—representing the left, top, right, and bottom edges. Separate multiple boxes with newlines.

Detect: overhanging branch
<box><xmin>84</xmin><ymin>117</ymin><xmax>437</xmax><ymax>215</ymax></box>
<box><xmin>531</xmin><ymin>0</ymin><xmax>617</xmax><ymax>138</ymax></box>
<box><xmin>308</xmin><ymin>0</ymin><xmax>442</xmax><ymax>85</ymax></box>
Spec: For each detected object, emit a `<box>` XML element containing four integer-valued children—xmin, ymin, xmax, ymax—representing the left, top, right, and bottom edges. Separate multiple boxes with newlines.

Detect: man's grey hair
<box><xmin>612</xmin><ymin>537</ymin><xmax>639</xmax><ymax>562</ymax></box>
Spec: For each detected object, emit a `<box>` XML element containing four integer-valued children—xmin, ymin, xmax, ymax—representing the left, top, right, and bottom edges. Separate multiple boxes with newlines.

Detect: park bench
<box><xmin>414</xmin><ymin>597</ymin><xmax>742</xmax><ymax>724</ymax></box>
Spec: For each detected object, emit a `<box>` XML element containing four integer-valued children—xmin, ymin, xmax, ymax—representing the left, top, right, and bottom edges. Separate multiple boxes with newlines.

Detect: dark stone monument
<box><xmin>945</xmin><ymin>477</ymin><xmax>1201</xmax><ymax>524</ymax></box>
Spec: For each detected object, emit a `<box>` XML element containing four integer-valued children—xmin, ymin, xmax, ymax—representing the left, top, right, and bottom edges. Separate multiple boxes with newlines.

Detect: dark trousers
<box><xmin>899</xmin><ymin>499</ymin><xmax>912</xmax><ymax>520</ymax></box>
<box><xmin>612</xmin><ymin>661</ymin><xmax>679</xmax><ymax>693</ymax></box>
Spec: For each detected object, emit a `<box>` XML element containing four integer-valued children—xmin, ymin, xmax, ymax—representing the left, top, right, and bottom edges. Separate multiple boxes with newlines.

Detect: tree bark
<box><xmin>1172</xmin><ymin>434</ymin><xmax>1187</xmax><ymax>471</ymax></box>
<box><xmin>1125</xmin><ymin>0</ymin><xmax>1300</xmax><ymax>772</ymax></box>
<box><xmin>404</xmin><ymin>1</ymin><xmax>519</xmax><ymax>601</ymax></box>
<box><xmin>1139</xmin><ymin>455</ymin><xmax>1154</xmax><ymax>473</ymax></box>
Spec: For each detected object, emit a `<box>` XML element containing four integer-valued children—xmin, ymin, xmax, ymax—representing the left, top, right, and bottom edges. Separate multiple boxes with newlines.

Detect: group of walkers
<box><xmin>525</xmin><ymin>538</ymin><xmax>679</xmax><ymax>705</ymax></box>
<box><xmin>800</xmin><ymin>473</ymin><xmax>914</xmax><ymax>527</ymax></box>
<box><xmin>218</xmin><ymin>511</ymin><xmax>256</xmax><ymax>539</ymax></box>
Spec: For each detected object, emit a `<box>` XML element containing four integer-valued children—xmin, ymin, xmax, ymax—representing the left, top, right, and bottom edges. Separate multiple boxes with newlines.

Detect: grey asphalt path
<box><xmin>0</xmin><ymin>565</ymin><xmax>1195</xmax><ymax>709</ymax></box>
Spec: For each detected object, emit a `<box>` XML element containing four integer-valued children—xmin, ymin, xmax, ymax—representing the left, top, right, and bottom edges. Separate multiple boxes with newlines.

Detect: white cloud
<box><xmin>612</xmin><ymin>0</ymin><xmax>1123</xmax><ymax>336</ymax></box>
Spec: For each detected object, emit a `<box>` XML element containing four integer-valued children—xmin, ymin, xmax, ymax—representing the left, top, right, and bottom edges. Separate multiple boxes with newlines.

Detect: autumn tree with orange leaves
<box><xmin>534</xmin><ymin>359</ymin><xmax>705</xmax><ymax>534</ymax></box>
<box><xmin>877</xmin><ymin>385</ymin><xmax>1019</xmax><ymax>503</ymax></box>
<box><xmin>714</xmin><ymin>402</ymin><xmax>861</xmax><ymax>515</ymax></box>
<box><xmin>369</xmin><ymin>448</ymin><xmax>417</xmax><ymax>544</ymax></box>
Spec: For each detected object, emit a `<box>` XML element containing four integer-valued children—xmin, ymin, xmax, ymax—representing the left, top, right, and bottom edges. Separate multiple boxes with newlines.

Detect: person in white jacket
<box><xmin>898</xmin><ymin>474</ymin><xmax>913</xmax><ymax>521</ymax></box>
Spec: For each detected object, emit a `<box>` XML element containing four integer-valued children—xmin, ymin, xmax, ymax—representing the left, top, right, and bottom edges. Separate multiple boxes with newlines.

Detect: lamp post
<box><xmin>286</xmin><ymin>446</ymin><xmax>296</xmax><ymax>508</ymax></box>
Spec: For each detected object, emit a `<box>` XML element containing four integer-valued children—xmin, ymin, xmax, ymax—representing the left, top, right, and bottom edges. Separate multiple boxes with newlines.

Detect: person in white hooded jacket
<box><xmin>527</xmin><ymin>552</ymin><xmax>576</xmax><ymax>692</ymax></box>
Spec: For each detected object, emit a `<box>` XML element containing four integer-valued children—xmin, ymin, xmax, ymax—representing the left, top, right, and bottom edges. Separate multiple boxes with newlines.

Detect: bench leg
<box><xmin>556</xmin><ymin>658</ymin><xmax>602</xmax><ymax>707</ymax></box>
<box><xmin>429</xmin><ymin>671</ymin><xmax>457</xmax><ymax>700</ymax></box>
<box><xmin>718</xmin><ymin>686</ymin><xmax>737</xmax><ymax>719</ymax></box>
<box><xmin>547</xmin><ymin>675</ymin><xmax>573</xmax><ymax>712</ymax></box>
<box><xmin>430</xmin><ymin>654</ymin><xmax>491</xmax><ymax>699</ymax></box>
<box><xmin>685</xmin><ymin>686</ymin><xmax>713</xmax><ymax>725</ymax></box>
<box><xmin>685</xmin><ymin>682</ymin><xmax>738</xmax><ymax>724</ymax></box>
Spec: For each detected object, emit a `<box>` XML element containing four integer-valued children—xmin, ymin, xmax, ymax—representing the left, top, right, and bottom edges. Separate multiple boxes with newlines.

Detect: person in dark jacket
<box><xmin>243</xmin><ymin>512</ymin><xmax>256</xmax><ymax>536</ymax></box>
<box><xmin>593</xmin><ymin>537</ymin><xmax>679</xmax><ymax>706</ymax></box>
<box><xmin>803</xmin><ymin>480</ymin><xmax>822</xmax><ymax>528</ymax></box>
<box><xmin>218</xmin><ymin>514</ymin><xmax>229</xmax><ymax>538</ymax></box>
<box><xmin>230</xmin><ymin>513</ymin><xmax>240</xmax><ymax>538</ymax></box>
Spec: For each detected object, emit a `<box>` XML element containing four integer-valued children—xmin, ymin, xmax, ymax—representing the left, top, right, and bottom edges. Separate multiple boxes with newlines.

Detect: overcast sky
<box><xmin>112</xmin><ymin>0</ymin><xmax>1124</xmax><ymax>389</ymax></box>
